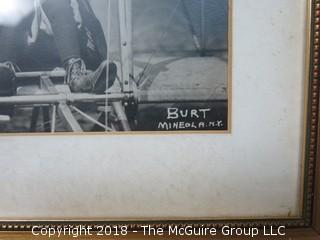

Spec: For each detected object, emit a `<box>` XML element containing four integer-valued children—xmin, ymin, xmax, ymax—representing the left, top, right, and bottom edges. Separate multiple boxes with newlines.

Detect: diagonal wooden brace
<box><xmin>41</xmin><ymin>75</ymin><xmax>83</xmax><ymax>133</ymax></box>
<box><xmin>58</xmin><ymin>102</ymin><xmax>83</xmax><ymax>132</ymax></box>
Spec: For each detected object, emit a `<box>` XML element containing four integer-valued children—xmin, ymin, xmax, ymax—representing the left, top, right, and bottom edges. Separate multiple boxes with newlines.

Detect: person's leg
<box><xmin>77</xmin><ymin>1</ymin><xmax>118</xmax><ymax>93</ymax></box>
<box><xmin>41</xmin><ymin>0</ymin><xmax>106</xmax><ymax>69</ymax></box>
<box><xmin>0</xmin><ymin>25</ymin><xmax>23</xmax><ymax>63</ymax></box>
<box><xmin>41</xmin><ymin>0</ymin><xmax>116</xmax><ymax>93</ymax></box>
<box><xmin>77</xmin><ymin>0</ymin><xmax>108</xmax><ymax>69</ymax></box>
<box><xmin>41</xmin><ymin>0</ymin><xmax>81</xmax><ymax>64</ymax></box>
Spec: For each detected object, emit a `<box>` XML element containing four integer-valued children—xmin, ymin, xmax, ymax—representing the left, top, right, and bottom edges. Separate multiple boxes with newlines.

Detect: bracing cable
<box><xmin>136</xmin><ymin>0</ymin><xmax>183</xmax><ymax>87</ymax></box>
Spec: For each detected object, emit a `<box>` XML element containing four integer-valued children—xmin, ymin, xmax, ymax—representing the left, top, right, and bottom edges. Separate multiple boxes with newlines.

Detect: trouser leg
<box><xmin>41</xmin><ymin>0</ymin><xmax>81</xmax><ymax>65</ymax></box>
<box><xmin>41</xmin><ymin>0</ymin><xmax>116</xmax><ymax>94</ymax></box>
<box><xmin>41</xmin><ymin>0</ymin><xmax>108</xmax><ymax>70</ymax></box>
<box><xmin>0</xmin><ymin>25</ymin><xmax>24</xmax><ymax>63</ymax></box>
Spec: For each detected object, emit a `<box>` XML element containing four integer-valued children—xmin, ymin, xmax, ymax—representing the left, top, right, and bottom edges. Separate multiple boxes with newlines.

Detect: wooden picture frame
<box><xmin>0</xmin><ymin>0</ymin><xmax>320</xmax><ymax>239</ymax></box>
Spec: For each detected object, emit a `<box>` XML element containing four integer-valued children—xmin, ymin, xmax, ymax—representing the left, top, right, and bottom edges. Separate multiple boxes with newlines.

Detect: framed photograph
<box><xmin>0</xmin><ymin>0</ymin><xmax>320</xmax><ymax>239</ymax></box>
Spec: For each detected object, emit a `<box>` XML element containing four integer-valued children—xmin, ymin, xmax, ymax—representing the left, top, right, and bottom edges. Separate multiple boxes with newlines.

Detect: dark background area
<box><xmin>91</xmin><ymin>0</ymin><xmax>228</xmax><ymax>54</ymax></box>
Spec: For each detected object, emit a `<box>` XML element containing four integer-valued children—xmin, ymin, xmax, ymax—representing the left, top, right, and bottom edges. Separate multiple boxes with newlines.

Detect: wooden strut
<box><xmin>24</xmin><ymin>75</ymin><xmax>133</xmax><ymax>132</ymax></box>
<box><xmin>57</xmin><ymin>102</ymin><xmax>83</xmax><ymax>132</ymax></box>
<box><xmin>0</xmin><ymin>89</ymin><xmax>223</xmax><ymax>106</ymax></box>
<box><xmin>51</xmin><ymin>104</ymin><xmax>57</xmax><ymax>133</ymax></box>
<box><xmin>70</xmin><ymin>105</ymin><xmax>114</xmax><ymax>132</ymax></box>
<box><xmin>30</xmin><ymin>75</ymin><xmax>56</xmax><ymax>132</ymax></box>
<box><xmin>118</xmin><ymin>0</ymin><xmax>133</xmax><ymax>93</ymax></box>
<box><xmin>0</xmin><ymin>115</ymin><xmax>10</xmax><ymax>122</ymax></box>
<box><xmin>16</xmin><ymin>70</ymin><xmax>66</xmax><ymax>79</ymax></box>
<box><xmin>39</xmin><ymin>76</ymin><xmax>84</xmax><ymax>133</ymax></box>
<box><xmin>0</xmin><ymin>93</ymin><xmax>128</xmax><ymax>105</ymax></box>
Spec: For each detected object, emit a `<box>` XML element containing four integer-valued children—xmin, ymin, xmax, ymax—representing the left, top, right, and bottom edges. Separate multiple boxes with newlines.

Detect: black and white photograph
<box><xmin>0</xmin><ymin>0</ymin><xmax>230</xmax><ymax>133</ymax></box>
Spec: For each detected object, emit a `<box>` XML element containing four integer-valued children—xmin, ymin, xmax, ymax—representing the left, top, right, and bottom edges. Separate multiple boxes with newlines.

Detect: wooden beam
<box><xmin>58</xmin><ymin>102</ymin><xmax>83</xmax><ymax>132</ymax></box>
<box><xmin>139</xmin><ymin>89</ymin><xmax>227</xmax><ymax>103</ymax></box>
<box><xmin>126</xmin><ymin>0</ymin><xmax>134</xmax><ymax>79</ymax></box>
<box><xmin>16</xmin><ymin>70</ymin><xmax>66</xmax><ymax>79</ymax></box>
<box><xmin>0</xmin><ymin>115</ymin><xmax>10</xmax><ymax>122</ymax></box>
<box><xmin>0</xmin><ymin>89</ymin><xmax>225</xmax><ymax>105</ymax></box>
<box><xmin>0</xmin><ymin>88</ymin><xmax>226</xmax><ymax>105</ymax></box>
<box><xmin>51</xmin><ymin>105</ymin><xmax>57</xmax><ymax>133</ymax></box>
<box><xmin>118</xmin><ymin>0</ymin><xmax>132</xmax><ymax>92</ymax></box>
<box><xmin>0</xmin><ymin>93</ymin><xmax>127</xmax><ymax>105</ymax></box>
<box><xmin>16</xmin><ymin>70</ymin><xmax>91</xmax><ymax>79</ymax></box>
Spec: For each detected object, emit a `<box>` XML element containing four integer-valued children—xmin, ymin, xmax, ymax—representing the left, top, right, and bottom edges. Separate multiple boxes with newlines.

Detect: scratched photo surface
<box><xmin>0</xmin><ymin>0</ymin><xmax>229</xmax><ymax>133</ymax></box>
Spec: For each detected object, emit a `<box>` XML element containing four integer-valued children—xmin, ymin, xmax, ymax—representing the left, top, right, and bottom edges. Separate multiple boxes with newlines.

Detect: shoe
<box><xmin>0</xmin><ymin>62</ymin><xmax>17</xmax><ymax>116</ymax></box>
<box><xmin>65</xmin><ymin>58</ymin><xmax>117</xmax><ymax>93</ymax></box>
<box><xmin>91</xmin><ymin>61</ymin><xmax>117</xmax><ymax>94</ymax></box>
<box><xmin>65</xmin><ymin>58</ymin><xmax>91</xmax><ymax>93</ymax></box>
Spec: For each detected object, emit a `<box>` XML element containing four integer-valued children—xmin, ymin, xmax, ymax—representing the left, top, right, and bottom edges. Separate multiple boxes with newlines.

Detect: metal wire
<box><xmin>105</xmin><ymin>0</ymin><xmax>112</xmax><ymax>132</ymax></box>
<box><xmin>136</xmin><ymin>0</ymin><xmax>183</xmax><ymax>87</ymax></box>
<box><xmin>71</xmin><ymin>105</ymin><xmax>114</xmax><ymax>131</ymax></box>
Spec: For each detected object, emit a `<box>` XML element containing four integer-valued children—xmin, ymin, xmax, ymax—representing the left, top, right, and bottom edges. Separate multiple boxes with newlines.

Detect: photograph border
<box><xmin>0</xmin><ymin>0</ymin><xmax>319</xmax><ymax>233</ymax></box>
